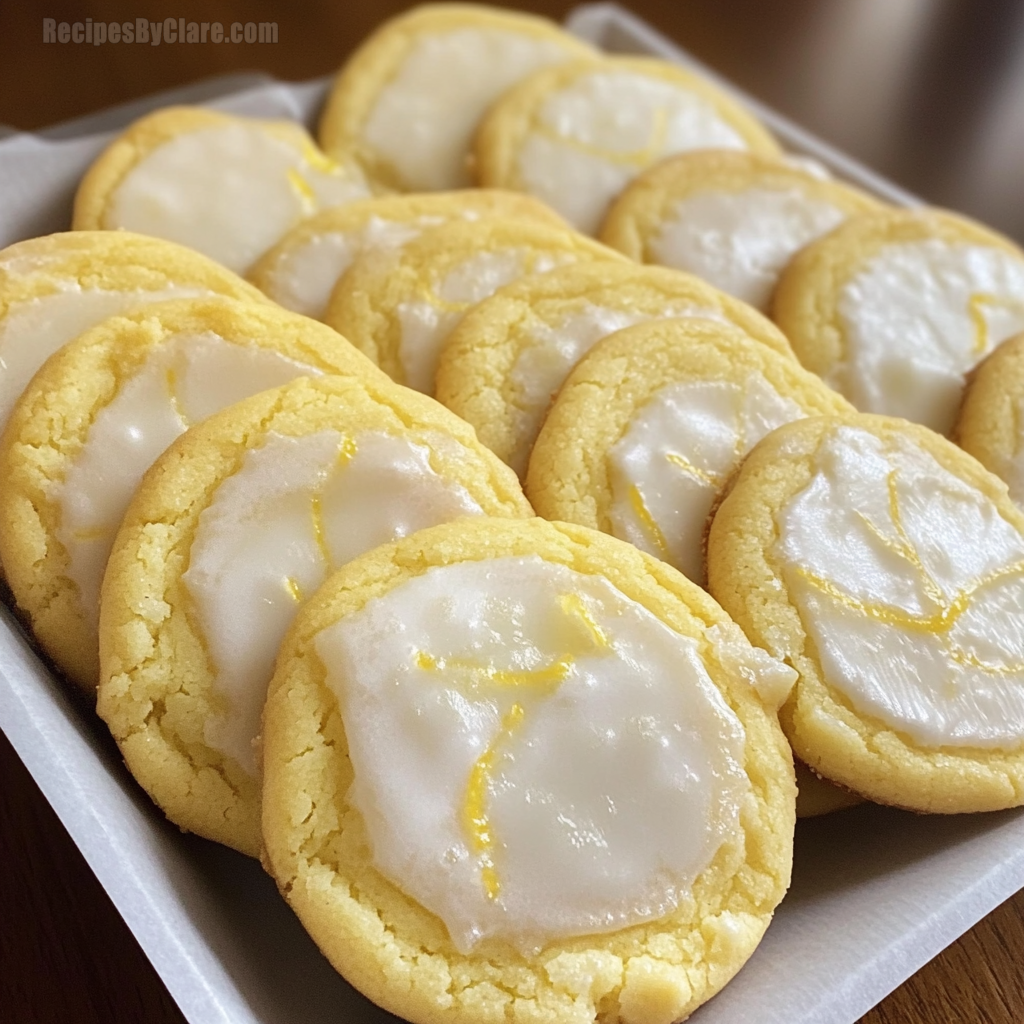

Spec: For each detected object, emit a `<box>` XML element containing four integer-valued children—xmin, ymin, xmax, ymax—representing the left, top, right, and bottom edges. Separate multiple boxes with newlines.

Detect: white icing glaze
<box><xmin>314</xmin><ymin>554</ymin><xmax>750</xmax><ymax>952</ymax></box>
<box><xmin>835</xmin><ymin>240</ymin><xmax>1024</xmax><ymax>433</ymax></box>
<box><xmin>508</xmin><ymin>302</ymin><xmax>726</xmax><ymax>475</ymax></box>
<box><xmin>517</xmin><ymin>71</ymin><xmax>748</xmax><ymax>234</ymax></box>
<box><xmin>53</xmin><ymin>333</ymin><xmax>319</xmax><ymax>630</ymax></box>
<box><xmin>265</xmin><ymin>216</ymin><xmax>435</xmax><ymax>318</ymax></box>
<box><xmin>362</xmin><ymin>28</ymin><xmax>571</xmax><ymax>190</ymax></box>
<box><xmin>397</xmin><ymin>248</ymin><xmax>574</xmax><ymax>393</ymax></box>
<box><xmin>0</xmin><ymin>284</ymin><xmax>207</xmax><ymax>431</ymax></box>
<box><xmin>777</xmin><ymin>425</ymin><xmax>1024</xmax><ymax>748</ymax></box>
<box><xmin>104</xmin><ymin>123</ymin><xmax>370</xmax><ymax>273</ymax></box>
<box><xmin>185</xmin><ymin>430</ymin><xmax>484</xmax><ymax>775</ymax></box>
<box><xmin>609</xmin><ymin>372</ymin><xmax>804</xmax><ymax>581</ymax></box>
<box><xmin>649</xmin><ymin>188</ymin><xmax>848</xmax><ymax>311</ymax></box>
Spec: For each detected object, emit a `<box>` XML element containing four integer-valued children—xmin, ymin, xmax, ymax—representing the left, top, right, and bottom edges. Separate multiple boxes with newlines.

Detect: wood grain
<box><xmin>1</xmin><ymin>1</ymin><xmax>1023</xmax><ymax>1021</ymax></box>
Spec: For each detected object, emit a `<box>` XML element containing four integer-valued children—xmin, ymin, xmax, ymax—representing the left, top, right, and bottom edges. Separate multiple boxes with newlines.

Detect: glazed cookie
<box><xmin>0</xmin><ymin>297</ymin><xmax>377</xmax><ymax>692</ymax></box>
<box><xmin>326</xmin><ymin>217</ymin><xmax>625</xmax><ymax>393</ymax></box>
<box><xmin>475</xmin><ymin>57</ymin><xmax>781</xmax><ymax>235</ymax></box>
<box><xmin>707</xmin><ymin>414</ymin><xmax>1024</xmax><ymax>813</ymax></box>
<box><xmin>436</xmin><ymin>262</ymin><xmax>794</xmax><ymax>477</ymax></box>
<box><xmin>955</xmin><ymin>333</ymin><xmax>1024</xmax><ymax>507</ymax></box>
<box><xmin>0</xmin><ymin>230</ymin><xmax>267</xmax><ymax>435</ymax></box>
<box><xmin>600</xmin><ymin>150</ymin><xmax>884</xmax><ymax>311</ymax></box>
<box><xmin>773</xmin><ymin>208</ymin><xmax>1024</xmax><ymax>434</ymax></box>
<box><xmin>97</xmin><ymin>375</ymin><xmax>531</xmax><ymax>856</ymax></box>
<box><xmin>527</xmin><ymin>319</ymin><xmax>852</xmax><ymax>583</ymax></box>
<box><xmin>317</xmin><ymin>4</ymin><xmax>594</xmax><ymax>192</ymax></box>
<box><xmin>73</xmin><ymin>106</ymin><xmax>372</xmax><ymax>274</ymax></box>
<box><xmin>247</xmin><ymin>189</ymin><xmax>566</xmax><ymax>319</ymax></box>
<box><xmin>262</xmin><ymin>516</ymin><xmax>796</xmax><ymax>1024</ymax></box>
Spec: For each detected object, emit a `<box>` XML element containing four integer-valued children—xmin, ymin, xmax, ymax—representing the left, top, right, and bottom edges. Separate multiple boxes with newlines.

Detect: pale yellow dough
<box><xmin>261</xmin><ymin>516</ymin><xmax>796</xmax><ymax>1024</ymax></box>
<box><xmin>955</xmin><ymin>332</ymin><xmax>1024</xmax><ymax>507</ymax></box>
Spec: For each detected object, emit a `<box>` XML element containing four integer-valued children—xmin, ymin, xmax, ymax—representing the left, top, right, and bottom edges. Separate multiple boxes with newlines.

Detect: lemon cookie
<box><xmin>436</xmin><ymin>262</ymin><xmax>794</xmax><ymax>478</ymax></box>
<box><xmin>318</xmin><ymin>4</ymin><xmax>594</xmax><ymax>192</ymax></box>
<box><xmin>73</xmin><ymin>106</ymin><xmax>372</xmax><ymax>274</ymax></box>
<box><xmin>707</xmin><ymin>414</ymin><xmax>1024</xmax><ymax>813</ymax></box>
<box><xmin>527</xmin><ymin>319</ymin><xmax>851</xmax><ymax>584</ymax></box>
<box><xmin>955</xmin><ymin>333</ymin><xmax>1024</xmax><ymax>507</ymax></box>
<box><xmin>773</xmin><ymin>208</ymin><xmax>1024</xmax><ymax>434</ymax></box>
<box><xmin>326</xmin><ymin>217</ymin><xmax>625</xmax><ymax>394</ymax></box>
<box><xmin>262</xmin><ymin>516</ymin><xmax>796</xmax><ymax>1024</ymax></box>
<box><xmin>0</xmin><ymin>231</ymin><xmax>267</xmax><ymax>437</ymax></box>
<box><xmin>0</xmin><ymin>297</ymin><xmax>377</xmax><ymax>692</ymax></box>
<box><xmin>96</xmin><ymin>374</ymin><xmax>531</xmax><ymax>856</ymax></box>
<box><xmin>600</xmin><ymin>150</ymin><xmax>884</xmax><ymax>311</ymax></box>
<box><xmin>247</xmin><ymin>189</ymin><xmax>565</xmax><ymax>320</ymax></box>
<box><xmin>475</xmin><ymin>57</ymin><xmax>781</xmax><ymax>235</ymax></box>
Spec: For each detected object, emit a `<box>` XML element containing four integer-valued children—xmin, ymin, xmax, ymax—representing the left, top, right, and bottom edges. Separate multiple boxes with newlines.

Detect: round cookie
<box><xmin>436</xmin><ymin>262</ymin><xmax>795</xmax><ymax>478</ymax></box>
<box><xmin>247</xmin><ymin>189</ymin><xmax>566</xmax><ymax>320</ymax></box>
<box><xmin>0</xmin><ymin>297</ymin><xmax>378</xmax><ymax>692</ymax></box>
<box><xmin>96</xmin><ymin>375</ymin><xmax>532</xmax><ymax>857</ymax></box>
<box><xmin>772</xmin><ymin>208</ymin><xmax>1024</xmax><ymax>435</ymax></box>
<box><xmin>317</xmin><ymin>4</ymin><xmax>595</xmax><ymax>192</ymax></box>
<box><xmin>0</xmin><ymin>230</ymin><xmax>268</xmax><ymax>437</ymax></box>
<box><xmin>475</xmin><ymin>56</ymin><xmax>782</xmax><ymax>235</ymax></box>
<box><xmin>261</xmin><ymin>516</ymin><xmax>796</xmax><ymax>1024</ymax></box>
<box><xmin>325</xmin><ymin>217</ymin><xmax>626</xmax><ymax>394</ymax></box>
<box><xmin>707</xmin><ymin>413</ymin><xmax>1024</xmax><ymax>813</ymax></box>
<box><xmin>954</xmin><ymin>332</ymin><xmax>1024</xmax><ymax>507</ymax></box>
<box><xmin>73</xmin><ymin>106</ymin><xmax>372</xmax><ymax>274</ymax></box>
<box><xmin>526</xmin><ymin>319</ymin><xmax>852</xmax><ymax>584</ymax></box>
<box><xmin>600</xmin><ymin>150</ymin><xmax>885</xmax><ymax>312</ymax></box>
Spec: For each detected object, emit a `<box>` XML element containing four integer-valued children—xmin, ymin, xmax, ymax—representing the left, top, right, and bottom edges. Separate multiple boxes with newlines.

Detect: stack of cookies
<box><xmin>3</xmin><ymin>5</ymin><xmax>1024</xmax><ymax>1023</ymax></box>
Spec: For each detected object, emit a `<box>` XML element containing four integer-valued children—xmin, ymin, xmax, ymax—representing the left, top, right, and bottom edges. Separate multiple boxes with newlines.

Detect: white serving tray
<box><xmin>2</xmin><ymin>6</ymin><xmax>1022</xmax><ymax>1023</ymax></box>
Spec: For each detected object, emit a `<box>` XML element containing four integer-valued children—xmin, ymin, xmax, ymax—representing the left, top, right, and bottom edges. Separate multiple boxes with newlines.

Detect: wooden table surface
<box><xmin>1</xmin><ymin>1</ymin><xmax>1023</xmax><ymax>1022</ymax></box>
